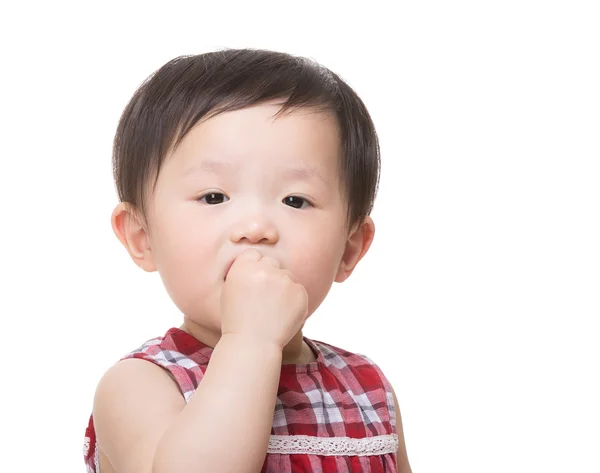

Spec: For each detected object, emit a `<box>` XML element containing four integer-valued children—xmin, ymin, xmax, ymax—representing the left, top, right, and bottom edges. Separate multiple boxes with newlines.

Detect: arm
<box><xmin>93</xmin><ymin>334</ymin><xmax>283</xmax><ymax>473</ymax></box>
<box><xmin>391</xmin><ymin>385</ymin><xmax>413</xmax><ymax>473</ymax></box>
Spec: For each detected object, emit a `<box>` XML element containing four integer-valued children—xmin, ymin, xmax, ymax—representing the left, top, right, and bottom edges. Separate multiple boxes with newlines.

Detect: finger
<box><xmin>260</xmin><ymin>256</ymin><xmax>280</xmax><ymax>269</ymax></box>
<box><xmin>239</xmin><ymin>248</ymin><xmax>263</xmax><ymax>262</ymax></box>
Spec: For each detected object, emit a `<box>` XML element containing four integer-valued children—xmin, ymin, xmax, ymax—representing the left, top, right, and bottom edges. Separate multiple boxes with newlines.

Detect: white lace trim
<box><xmin>83</xmin><ymin>436</ymin><xmax>90</xmax><ymax>456</ymax></box>
<box><xmin>267</xmin><ymin>434</ymin><xmax>398</xmax><ymax>456</ymax></box>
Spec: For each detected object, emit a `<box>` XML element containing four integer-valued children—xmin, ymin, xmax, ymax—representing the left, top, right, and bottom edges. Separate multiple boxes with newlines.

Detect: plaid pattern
<box><xmin>84</xmin><ymin>327</ymin><xmax>398</xmax><ymax>472</ymax></box>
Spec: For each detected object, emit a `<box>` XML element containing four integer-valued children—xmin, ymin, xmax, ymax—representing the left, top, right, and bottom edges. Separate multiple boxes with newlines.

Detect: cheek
<box><xmin>151</xmin><ymin>222</ymin><xmax>218</xmax><ymax>300</ymax></box>
<box><xmin>288</xmin><ymin>235</ymin><xmax>345</xmax><ymax>311</ymax></box>
<box><xmin>155</xmin><ymin>235</ymin><xmax>223</xmax><ymax>326</ymax></box>
<box><xmin>153</xmin><ymin>205</ymin><xmax>219</xmax><ymax>267</ymax></box>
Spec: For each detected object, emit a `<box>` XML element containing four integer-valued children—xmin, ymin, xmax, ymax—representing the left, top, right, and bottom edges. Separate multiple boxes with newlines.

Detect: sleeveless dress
<box><xmin>83</xmin><ymin>327</ymin><xmax>399</xmax><ymax>472</ymax></box>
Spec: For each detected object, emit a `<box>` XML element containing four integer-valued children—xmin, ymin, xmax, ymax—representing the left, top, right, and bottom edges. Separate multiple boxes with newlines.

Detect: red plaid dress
<box><xmin>84</xmin><ymin>327</ymin><xmax>399</xmax><ymax>472</ymax></box>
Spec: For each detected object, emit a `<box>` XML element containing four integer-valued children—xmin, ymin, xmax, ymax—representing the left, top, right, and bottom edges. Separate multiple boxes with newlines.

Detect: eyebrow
<box><xmin>183</xmin><ymin>160</ymin><xmax>330</xmax><ymax>186</ymax></box>
<box><xmin>183</xmin><ymin>160</ymin><xmax>239</xmax><ymax>177</ymax></box>
<box><xmin>280</xmin><ymin>166</ymin><xmax>329</xmax><ymax>187</ymax></box>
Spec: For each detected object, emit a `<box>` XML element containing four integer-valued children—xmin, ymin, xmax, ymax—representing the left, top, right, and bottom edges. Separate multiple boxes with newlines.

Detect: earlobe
<box><xmin>335</xmin><ymin>216</ymin><xmax>375</xmax><ymax>283</ymax></box>
<box><xmin>111</xmin><ymin>203</ymin><xmax>157</xmax><ymax>272</ymax></box>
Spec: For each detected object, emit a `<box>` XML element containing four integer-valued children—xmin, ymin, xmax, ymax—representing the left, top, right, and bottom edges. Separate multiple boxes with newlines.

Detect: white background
<box><xmin>1</xmin><ymin>1</ymin><xmax>598</xmax><ymax>472</ymax></box>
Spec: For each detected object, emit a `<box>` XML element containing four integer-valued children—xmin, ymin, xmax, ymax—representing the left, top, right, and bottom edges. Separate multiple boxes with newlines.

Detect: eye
<box><xmin>283</xmin><ymin>196</ymin><xmax>311</xmax><ymax>209</ymax></box>
<box><xmin>198</xmin><ymin>192</ymin><xmax>229</xmax><ymax>205</ymax></box>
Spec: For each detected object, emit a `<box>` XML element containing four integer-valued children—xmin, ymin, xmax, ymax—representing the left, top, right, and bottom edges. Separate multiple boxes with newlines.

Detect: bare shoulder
<box><xmin>390</xmin><ymin>384</ymin><xmax>413</xmax><ymax>473</ymax></box>
<box><xmin>93</xmin><ymin>358</ymin><xmax>186</xmax><ymax>473</ymax></box>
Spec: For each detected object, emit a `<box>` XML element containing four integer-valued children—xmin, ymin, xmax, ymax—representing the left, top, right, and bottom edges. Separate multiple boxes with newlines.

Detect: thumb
<box><xmin>238</xmin><ymin>248</ymin><xmax>263</xmax><ymax>262</ymax></box>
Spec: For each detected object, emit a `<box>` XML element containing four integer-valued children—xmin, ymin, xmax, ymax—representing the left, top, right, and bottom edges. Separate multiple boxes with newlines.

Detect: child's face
<box><xmin>141</xmin><ymin>103</ymin><xmax>364</xmax><ymax>334</ymax></box>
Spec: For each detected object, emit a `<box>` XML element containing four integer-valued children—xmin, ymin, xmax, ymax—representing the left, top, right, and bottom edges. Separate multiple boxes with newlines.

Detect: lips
<box><xmin>223</xmin><ymin>259</ymin><xmax>236</xmax><ymax>281</ymax></box>
<box><xmin>223</xmin><ymin>253</ymin><xmax>280</xmax><ymax>280</ymax></box>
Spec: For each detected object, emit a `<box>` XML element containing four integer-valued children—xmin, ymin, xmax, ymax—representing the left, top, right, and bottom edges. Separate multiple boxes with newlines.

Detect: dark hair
<box><xmin>113</xmin><ymin>48</ymin><xmax>380</xmax><ymax>230</ymax></box>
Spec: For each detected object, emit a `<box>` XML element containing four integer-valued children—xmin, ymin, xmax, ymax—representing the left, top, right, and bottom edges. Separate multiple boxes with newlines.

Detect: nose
<box><xmin>229</xmin><ymin>214</ymin><xmax>279</xmax><ymax>245</ymax></box>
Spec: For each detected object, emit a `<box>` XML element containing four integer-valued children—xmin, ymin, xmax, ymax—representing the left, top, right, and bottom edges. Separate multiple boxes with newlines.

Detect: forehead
<box><xmin>164</xmin><ymin>103</ymin><xmax>341</xmax><ymax>180</ymax></box>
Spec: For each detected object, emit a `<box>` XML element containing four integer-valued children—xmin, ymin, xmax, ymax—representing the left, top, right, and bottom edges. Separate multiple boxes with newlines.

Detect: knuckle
<box><xmin>243</xmin><ymin>248</ymin><xmax>262</xmax><ymax>260</ymax></box>
<box><xmin>254</xmin><ymin>269</ymin><xmax>271</xmax><ymax>283</ymax></box>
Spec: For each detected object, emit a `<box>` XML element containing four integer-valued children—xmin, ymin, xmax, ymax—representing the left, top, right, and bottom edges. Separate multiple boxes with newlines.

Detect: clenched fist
<box><xmin>220</xmin><ymin>249</ymin><xmax>309</xmax><ymax>351</ymax></box>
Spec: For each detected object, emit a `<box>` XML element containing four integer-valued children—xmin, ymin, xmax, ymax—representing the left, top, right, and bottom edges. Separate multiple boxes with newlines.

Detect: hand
<box><xmin>220</xmin><ymin>249</ymin><xmax>309</xmax><ymax>350</ymax></box>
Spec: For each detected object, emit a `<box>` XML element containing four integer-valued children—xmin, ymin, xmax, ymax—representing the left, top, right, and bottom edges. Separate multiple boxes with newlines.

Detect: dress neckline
<box><xmin>165</xmin><ymin>327</ymin><xmax>325</xmax><ymax>373</ymax></box>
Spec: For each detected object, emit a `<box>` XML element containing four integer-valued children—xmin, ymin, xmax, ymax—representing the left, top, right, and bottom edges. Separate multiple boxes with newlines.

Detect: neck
<box><xmin>179</xmin><ymin>318</ymin><xmax>313</xmax><ymax>365</ymax></box>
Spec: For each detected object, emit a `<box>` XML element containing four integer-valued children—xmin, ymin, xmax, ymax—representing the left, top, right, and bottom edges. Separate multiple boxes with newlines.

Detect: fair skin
<box><xmin>93</xmin><ymin>103</ymin><xmax>412</xmax><ymax>473</ymax></box>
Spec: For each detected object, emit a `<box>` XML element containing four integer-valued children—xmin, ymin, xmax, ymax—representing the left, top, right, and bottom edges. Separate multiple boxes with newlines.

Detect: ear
<box><xmin>111</xmin><ymin>202</ymin><xmax>157</xmax><ymax>272</ymax></box>
<box><xmin>335</xmin><ymin>216</ymin><xmax>375</xmax><ymax>283</ymax></box>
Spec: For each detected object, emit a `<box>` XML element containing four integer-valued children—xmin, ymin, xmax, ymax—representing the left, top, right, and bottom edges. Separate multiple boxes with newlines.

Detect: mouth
<box><xmin>223</xmin><ymin>259</ymin><xmax>236</xmax><ymax>281</ymax></box>
<box><xmin>223</xmin><ymin>253</ymin><xmax>280</xmax><ymax>281</ymax></box>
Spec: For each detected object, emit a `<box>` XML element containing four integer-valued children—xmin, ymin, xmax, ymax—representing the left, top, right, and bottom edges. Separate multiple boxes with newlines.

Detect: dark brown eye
<box><xmin>199</xmin><ymin>193</ymin><xmax>229</xmax><ymax>205</ymax></box>
<box><xmin>283</xmin><ymin>196</ymin><xmax>310</xmax><ymax>209</ymax></box>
